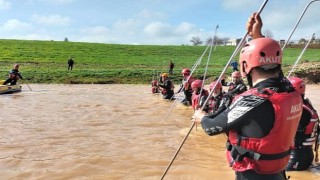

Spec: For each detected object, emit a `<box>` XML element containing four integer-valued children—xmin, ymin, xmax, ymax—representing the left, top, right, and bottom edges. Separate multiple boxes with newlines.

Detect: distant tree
<box><xmin>205</xmin><ymin>36</ymin><xmax>229</xmax><ymax>46</ymax></box>
<box><xmin>190</xmin><ymin>36</ymin><xmax>203</xmax><ymax>46</ymax></box>
<box><xmin>64</xmin><ymin>37</ymin><xmax>69</xmax><ymax>42</ymax></box>
<box><xmin>298</xmin><ymin>38</ymin><xmax>307</xmax><ymax>44</ymax></box>
<box><xmin>314</xmin><ymin>38</ymin><xmax>320</xmax><ymax>44</ymax></box>
<box><xmin>263</xmin><ymin>29</ymin><xmax>274</xmax><ymax>38</ymax></box>
<box><xmin>206</xmin><ymin>37</ymin><xmax>214</xmax><ymax>45</ymax></box>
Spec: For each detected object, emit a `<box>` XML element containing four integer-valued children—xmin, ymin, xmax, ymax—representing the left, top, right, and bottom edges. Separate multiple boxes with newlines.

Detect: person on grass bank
<box><xmin>169</xmin><ymin>60</ymin><xmax>174</xmax><ymax>75</ymax></box>
<box><xmin>67</xmin><ymin>57</ymin><xmax>74</xmax><ymax>70</ymax></box>
<box><xmin>286</xmin><ymin>77</ymin><xmax>320</xmax><ymax>171</ymax></box>
<box><xmin>3</xmin><ymin>64</ymin><xmax>23</xmax><ymax>85</ymax></box>
<box><xmin>191</xmin><ymin>13</ymin><xmax>303</xmax><ymax>180</ymax></box>
<box><xmin>176</xmin><ymin>68</ymin><xmax>195</xmax><ymax>106</ymax></box>
<box><xmin>158</xmin><ymin>73</ymin><xmax>174</xmax><ymax>100</ymax></box>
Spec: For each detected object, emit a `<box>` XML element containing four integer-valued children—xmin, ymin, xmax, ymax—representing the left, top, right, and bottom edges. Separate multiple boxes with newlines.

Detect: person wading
<box><xmin>192</xmin><ymin>13</ymin><xmax>303</xmax><ymax>180</ymax></box>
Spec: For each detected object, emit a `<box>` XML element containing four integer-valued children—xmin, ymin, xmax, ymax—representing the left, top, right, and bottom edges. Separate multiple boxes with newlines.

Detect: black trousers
<box><xmin>235</xmin><ymin>170</ymin><xmax>287</xmax><ymax>180</ymax></box>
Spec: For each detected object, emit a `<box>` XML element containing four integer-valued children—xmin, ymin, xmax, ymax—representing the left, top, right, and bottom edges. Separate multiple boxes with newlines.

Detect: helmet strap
<box><xmin>246</xmin><ymin>74</ymin><xmax>253</xmax><ymax>88</ymax></box>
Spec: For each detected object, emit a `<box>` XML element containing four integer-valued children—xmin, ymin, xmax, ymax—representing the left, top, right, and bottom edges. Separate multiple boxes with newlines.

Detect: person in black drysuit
<box><xmin>169</xmin><ymin>60</ymin><xmax>174</xmax><ymax>75</ymax></box>
<box><xmin>158</xmin><ymin>73</ymin><xmax>174</xmax><ymax>100</ymax></box>
<box><xmin>3</xmin><ymin>64</ymin><xmax>23</xmax><ymax>85</ymax></box>
<box><xmin>68</xmin><ymin>57</ymin><xmax>74</xmax><ymax>70</ymax></box>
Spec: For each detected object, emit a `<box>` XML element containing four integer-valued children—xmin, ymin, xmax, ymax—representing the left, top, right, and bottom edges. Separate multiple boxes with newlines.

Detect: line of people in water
<box><xmin>152</xmin><ymin>64</ymin><xmax>320</xmax><ymax>176</ymax></box>
<box><xmin>152</xmin><ymin>12</ymin><xmax>320</xmax><ymax>180</ymax></box>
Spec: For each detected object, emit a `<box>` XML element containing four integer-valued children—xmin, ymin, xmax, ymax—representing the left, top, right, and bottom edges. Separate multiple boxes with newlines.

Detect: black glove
<box><xmin>227</xmin><ymin>84</ymin><xmax>246</xmax><ymax>98</ymax></box>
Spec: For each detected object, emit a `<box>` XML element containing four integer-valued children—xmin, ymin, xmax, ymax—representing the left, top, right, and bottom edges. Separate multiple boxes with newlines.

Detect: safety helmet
<box><xmin>231</xmin><ymin>71</ymin><xmax>241</xmax><ymax>78</ymax></box>
<box><xmin>161</xmin><ymin>73</ymin><xmax>169</xmax><ymax>77</ymax></box>
<box><xmin>181</xmin><ymin>68</ymin><xmax>191</xmax><ymax>76</ymax></box>
<box><xmin>209</xmin><ymin>80</ymin><xmax>222</xmax><ymax>91</ymax></box>
<box><xmin>288</xmin><ymin>77</ymin><xmax>305</xmax><ymax>94</ymax></box>
<box><xmin>239</xmin><ymin>38</ymin><xmax>282</xmax><ymax>77</ymax></box>
<box><xmin>191</xmin><ymin>79</ymin><xmax>203</xmax><ymax>89</ymax></box>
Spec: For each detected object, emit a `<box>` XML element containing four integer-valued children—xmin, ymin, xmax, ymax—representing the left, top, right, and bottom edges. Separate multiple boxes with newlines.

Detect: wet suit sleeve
<box><xmin>158</xmin><ymin>81</ymin><xmax>171</xmax><ymax>91</ymax></box>
<box><xmin>18</xmin><ymin>73</ymin><xmax>23</xmax><ymax>79</ymax></box>
<box><xmin>201</xmin><ymin>94</ymin><xmax>273</xmax><ymax>136</ymax></box>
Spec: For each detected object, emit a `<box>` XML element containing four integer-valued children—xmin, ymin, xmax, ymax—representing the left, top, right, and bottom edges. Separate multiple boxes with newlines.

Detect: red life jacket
<box><xmin>226</xmin><ymin>88</ymin><xmax>302</xmax><ymax>174</ymax></box>
<box><xmin>183</xmin><ymin>76</ymin><xmax>195</xmax><ymax>92</ymax></box>
<box><xmin>151</xmin><ymin>80</ymin><xmax>159</xmax><ymax>93</ymax></box>
<box><xmin>208</xmin><ymin>93</ymin><xmax>224</xmax><ymax>113</ymax></box>
<box><xmin>298</xmin><ymin>99</ymin><xmax>319</xmax><ymax>147</ymax></box>
<box><xmin>191</xmin><ymin>89</ymin><xmax>208</xmax><ymax>110</ymax></box>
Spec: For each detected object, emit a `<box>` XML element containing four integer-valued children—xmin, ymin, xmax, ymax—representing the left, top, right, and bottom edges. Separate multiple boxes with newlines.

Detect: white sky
<box><xmin>0</xmin><ymin>0</ymin><xmax>319</xmax><ymax>45</ymax></box>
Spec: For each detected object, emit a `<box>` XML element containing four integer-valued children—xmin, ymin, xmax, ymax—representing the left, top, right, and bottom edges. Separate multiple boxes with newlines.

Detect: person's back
<box><xmin>192</xmin><ymin>38</ymin><xmax>303</xmax><ymax>180</ymax></box>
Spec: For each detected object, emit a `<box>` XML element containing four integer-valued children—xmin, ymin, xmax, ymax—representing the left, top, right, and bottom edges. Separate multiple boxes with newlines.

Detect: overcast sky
<box><xmin>0</xmin><ymin>0</ymin><xmax>319</xmax><ymax>45</ymax></box>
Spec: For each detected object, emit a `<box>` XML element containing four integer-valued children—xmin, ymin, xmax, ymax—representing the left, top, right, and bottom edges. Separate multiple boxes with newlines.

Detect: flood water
<box><xmin>0</xmin><ymin>84</ymin><xmax>320</xmax><ymax>180</ymax></box>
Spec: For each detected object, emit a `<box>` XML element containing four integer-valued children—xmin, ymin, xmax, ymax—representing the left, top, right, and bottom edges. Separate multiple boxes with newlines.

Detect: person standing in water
<box><xmin>192</xmin><ymin>13</ymin><xmax>303</xmax><ymax>180</ymax></box>
<box><xmin>158</xmin><ymin>73</ymin><xmax>174</xmax><ymax>100</ymax></box>
<box><xmin>286</xmin><ymin>77</ymin><xmax>320</xmax><ymax>171</ymax></box>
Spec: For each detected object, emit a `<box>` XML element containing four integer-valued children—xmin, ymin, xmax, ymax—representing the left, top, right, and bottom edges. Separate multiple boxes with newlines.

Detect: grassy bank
<box><xmin>0</xmin><ymin>39</ymin><xmax>319</xmax><ymax>84</ymax></box>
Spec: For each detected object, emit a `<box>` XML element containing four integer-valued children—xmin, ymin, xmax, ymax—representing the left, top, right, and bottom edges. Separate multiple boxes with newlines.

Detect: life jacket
<box><xmin>226</xmin><ymin>88</ymin><xmax>302</xmax><ymax>174</ymax></box>
<box><xmin>9</xmin><ymin>69</ymin><xmax>19</xmax><ymax>79</ymax></box>
<box><xmin>294</xmin><ymin>98</ymin><xmax>319</xmax><ymax>148</ymax></box>
<box><xmin>191</xmin><ymin>89</ymin><xmax>209</xmax><ymax>110</ymax></box>
<box><xmin>208</xmin><ymin>92</ymin><xmax>224</xmax><ymax>113</ymax></box>
<box><xmin>151</xmin><ymin>80</ymin><xmax>159</xmax><ymax>93</ymax></box>
<box><xmin>183</xmin><ymin>76</ymin><xmax>195</xmax><ymax>92</ymax></box>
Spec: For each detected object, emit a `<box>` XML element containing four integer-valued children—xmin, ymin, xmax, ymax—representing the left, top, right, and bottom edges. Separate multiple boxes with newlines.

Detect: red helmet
<box><xmin>182</xmin><ymin>68</ymin><xmax>191</xmax><ymax>76</ymax></box>
<box><xmin>239</xmin><ymin>38</ymin><xmax>282</xmax><ymax>77</ymax></box>
<box><xmin>191</xmin><ymin>79</ymin><xmax>203</xmax><ymax>89</ymax></box>
<box><xmin>231</xmin><ymin>71</ymin><xmax>241</xmax><ymax>78</ymax></box>
<box><xmin>288</xmin><ymin>77</ymin><xmax>305</xmax><ymax>94</ymax></box>
<box><xmin>209</xmin><ymin>80</ymin><xmax>222</xmax><ymax>91</ymax></box>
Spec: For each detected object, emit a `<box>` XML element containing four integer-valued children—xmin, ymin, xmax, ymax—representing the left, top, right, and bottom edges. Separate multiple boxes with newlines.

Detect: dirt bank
<box><xmin>291</xmin><ymin>61</ymin><xmax>320</xmax><ymax>84</ymax></box>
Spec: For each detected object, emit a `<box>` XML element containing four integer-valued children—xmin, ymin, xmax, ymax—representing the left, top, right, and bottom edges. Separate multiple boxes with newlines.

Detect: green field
<box><xmin>0</xmin><ymin>39</ymin><xmax>319</xmax><ymax>84</ymax></box>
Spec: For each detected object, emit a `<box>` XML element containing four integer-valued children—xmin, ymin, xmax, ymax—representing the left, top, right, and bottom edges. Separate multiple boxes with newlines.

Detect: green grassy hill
<box><xmin>0</xmin><ymin>39</ymin><xmax>319</xmax><ymax>84</ymax></box>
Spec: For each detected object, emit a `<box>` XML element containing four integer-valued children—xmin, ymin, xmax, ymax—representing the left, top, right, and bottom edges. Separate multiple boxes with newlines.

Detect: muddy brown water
<box><xmin>0</xmin><ymin>84</ymin><xmax>319</xmax><ymax>180</ymax></box>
